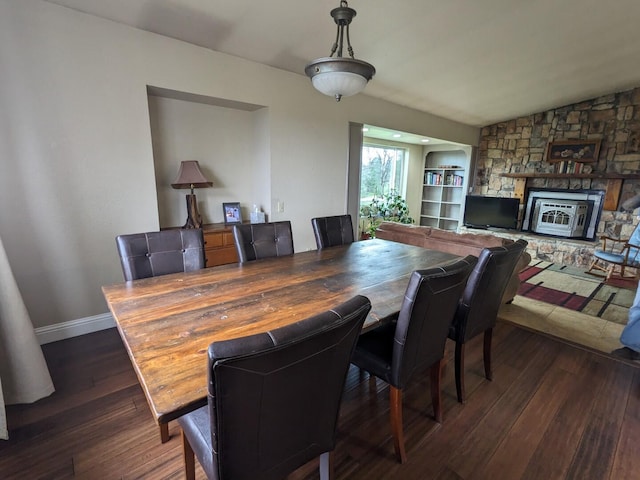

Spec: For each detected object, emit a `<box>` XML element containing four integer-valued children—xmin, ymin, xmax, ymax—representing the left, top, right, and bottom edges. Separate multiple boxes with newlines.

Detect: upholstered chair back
<box><xmin>311</xmin><ymin>214</ymin><xmax>355</xmax><ymax>249</ymax></box>
<box><xmin>391</xmin><ymin>256</ymin><xmax>478</xmax><ymax>388</ymax></box>
<box><xmin>116</xmin><ymin>229</ymin><xmax>205</xmax><ymax>281</ymax></box>
<box><xmin>350</xmin><ymin>256</ymin><xmax>476</xmax><ymax>463</ymax></box>
<box><xmin>232</xmin><ymin>221</ymin><xmax>294</xmax><ymax>263</ymax></box>
<box><xmin>451</xmin><ymin>239</ymin><xmax>528</xmax><ymax>343</ymax></box>
<box><xmin>178</xmin><ymin>295</ymin><xmax>371</xmax><ymax>480</ymax></box>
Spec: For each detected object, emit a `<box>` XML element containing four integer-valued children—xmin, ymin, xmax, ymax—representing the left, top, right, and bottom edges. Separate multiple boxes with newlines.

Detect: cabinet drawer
<box><xmin>207</xmin><ymin>247</ymin><xmax>238</xmax><ymax>267</ymax></box>
<box><xmin>203</xmin><ymin>229</ymin><xmax>238</xmax><ymax>267</ymax></box>
<box><xmin>223</xmin><ymin>231</ymin><xmax>235</xmax><ymax>246</ymax></box>
<box><xmin>203</xmin><ymin>232</ymin><xmax>224</xmax><ymax>248</ymax></box>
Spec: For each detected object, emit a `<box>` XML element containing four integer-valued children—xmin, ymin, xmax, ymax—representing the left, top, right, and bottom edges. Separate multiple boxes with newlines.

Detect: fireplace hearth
<box><xmin>522</xmin><ymin>188</ymin><xmax>605</xmax><ymax>241</ymax></box>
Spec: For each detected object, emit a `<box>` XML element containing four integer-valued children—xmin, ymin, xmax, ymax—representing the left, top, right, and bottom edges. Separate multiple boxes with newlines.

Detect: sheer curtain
<box><xmin>0</xmin><ymin>234</ymin><xmax>54</xmax><ymax>440</ymax></box>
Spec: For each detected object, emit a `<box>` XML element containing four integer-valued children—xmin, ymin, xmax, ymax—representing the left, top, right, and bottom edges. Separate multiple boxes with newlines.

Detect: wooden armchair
<box><xmin>588</xmin><ymin>222</ymin><xmax>640</xmax><ymax>280</ymax></box>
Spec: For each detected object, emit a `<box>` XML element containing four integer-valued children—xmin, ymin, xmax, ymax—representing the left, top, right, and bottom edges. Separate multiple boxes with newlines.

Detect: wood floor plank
<box><xmin>445</xmin><ymin>337</ymin><xmax>561</xmax><ymax>478</ymax></box>
<box><xmin>519</xmin><ymin>354</ymin><xmax>605</xmax><ymax>480</ymax></box>
<box><xmin>2</xmin><ymin>324</ymin><xmax>639</xmax><ymax>480</ymax></box>
<box><xmin>565</xmin><ymin>359</ymin><xmax>635</xmax><ymax>479</ymax></box>
<box><xmin>476</xmin><ymin>366</ymin><xmax>576</xmax><ymax>479</ymax></box>
<box><xmin>609</xmin><ymin>368</ymin><xmax>640</xmax><ymax>479</ymax></box>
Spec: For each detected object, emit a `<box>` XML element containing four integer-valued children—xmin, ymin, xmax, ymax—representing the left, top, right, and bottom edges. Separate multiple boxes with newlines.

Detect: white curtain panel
<box><xmin>0</xmin><ymin>377</ymin><xmax>6</xmax><ymax>440</ymax></box>
<box><xmin>0</xmin><ymin>234</ymin><xmax>54</xmax><ymax>440</ymax></box>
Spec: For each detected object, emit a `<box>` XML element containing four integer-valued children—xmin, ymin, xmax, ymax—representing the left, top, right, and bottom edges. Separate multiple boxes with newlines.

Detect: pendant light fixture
<box><xmin>305</xmin><ymin>1</ymin><xmax>376</xmax><ymax>102</ymax></box>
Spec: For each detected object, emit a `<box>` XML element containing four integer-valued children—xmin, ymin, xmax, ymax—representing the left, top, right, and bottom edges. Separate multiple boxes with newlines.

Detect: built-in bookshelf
<box><xmin>420</xmin><ymin>151</ymin><xmax>469</xmax><ymax>230</ymax></box>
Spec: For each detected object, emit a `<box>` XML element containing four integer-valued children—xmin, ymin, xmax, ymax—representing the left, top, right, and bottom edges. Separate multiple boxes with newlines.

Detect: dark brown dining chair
<box><xmin>115</xmin><ymin>229</ymin><xmax>205</xmax><ymax>281</ymax></box>
<box><xmin>351</xmin><ymin>256</ymin><xmax>477</xmax><ymax>463</ymax></box>
<box><xmin>115</xmin><ymin>228</ymin><xmax>205</xmax><ymax>443</ymax></box>
<box><xmin>311</xmin><ymin>214</ymin><xmax>354</xmax><ymax>249</ymax></box>
<box><xmin>177</xmin><ymin>295</ymin><xmax>372</xmax><ymax>480</ymax></box>
<box><xmin>449</xmin><ymin>239</ymin><xmax>528</xmax><ymax>403</ymax></box>
<box><xmin>232</xmin><ymin>221</ymin><xmax>294</xmax><ymax>263</ymax></box>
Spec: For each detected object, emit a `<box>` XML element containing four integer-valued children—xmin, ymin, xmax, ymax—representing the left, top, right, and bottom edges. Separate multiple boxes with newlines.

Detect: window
<box><xmin>360</xmin><ymin>144</ymin><xmax>406</xmax><ymax>207</ymax></box>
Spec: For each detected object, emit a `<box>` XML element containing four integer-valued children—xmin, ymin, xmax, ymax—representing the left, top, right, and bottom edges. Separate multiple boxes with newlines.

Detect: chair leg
<box><xmin>159</xmin><ymin>422</ymin><xmax>170</xmax><ymax>443</ymax></box>
<box><xmin>319</xmin><ymin>451</ymin><xmax>334</xmax><ymax>480</ymax></box>
<box><xmin>587</xmin><ymin>257</ymin><xmax>599</xmax><ymax>275</ymax></box>
<box><xmin>483</xmin><ymin>328</ymin><xmax>493</xmax><ymax>381</ymax></box>
<box><xmin>389</xmin><ymin>386</ymin><xmax>407</xmax><ymax>463</ymax></box>
<box><xmin>430</xmin><ymin>360</ymin><xmax>443</xmax><ymax>423</ymax></box>
<box><xmin>182</xmin><ymin>430</ymin><xmax>196</xmax><ymax>480</ymax></box>
<box><xmin>454</xmin><ymin>341</ymin><xmax>466</xmax><ymax>403</ymax></box>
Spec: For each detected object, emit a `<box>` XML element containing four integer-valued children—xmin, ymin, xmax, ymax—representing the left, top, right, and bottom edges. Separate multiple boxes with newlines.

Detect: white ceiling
<box><xmin>363</xmin><ymin>125</ymin><xmax>451</xmax><ymax>146</ymax></box>
<box><xmin>45</xmin><ymin>0</ymin><xmax>640</xmax><ymax>128</ymax></box>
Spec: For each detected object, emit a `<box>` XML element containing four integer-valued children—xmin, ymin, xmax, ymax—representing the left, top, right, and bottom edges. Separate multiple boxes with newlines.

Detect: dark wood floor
<box><xmin>2</xmin><ymin>322</ymin><xmax>639</xmax><ymax>479</ymax></box>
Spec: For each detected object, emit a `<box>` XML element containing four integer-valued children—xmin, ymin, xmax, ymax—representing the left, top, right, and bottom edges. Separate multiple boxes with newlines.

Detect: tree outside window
<box><xmin>360</xmin><ymin>145</ymin><xmax>406</xmax><ymax>208</ymax></box>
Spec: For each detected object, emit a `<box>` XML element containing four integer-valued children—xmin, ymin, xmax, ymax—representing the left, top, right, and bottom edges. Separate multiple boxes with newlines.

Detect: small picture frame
<box><xmin>546</xmin><ymin>139</ymin><xmax>601</xmax><ymax>163</ymax></box>
<box><xmin>223</xmin><ymin>202</ymin><xmax>242</xmax><ymax>225</ymax></box>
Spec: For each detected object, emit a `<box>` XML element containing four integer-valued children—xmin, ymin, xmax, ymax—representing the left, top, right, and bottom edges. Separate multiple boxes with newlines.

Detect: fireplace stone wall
<box><xmin>475</xmin><ymin>86</ymin><xmax>640</xmax><ymax>240</ymax></box>
<box><xmin>461</xmin><ymin>215</ymin><xmax>637</xmax><ymax>267</ymax></box>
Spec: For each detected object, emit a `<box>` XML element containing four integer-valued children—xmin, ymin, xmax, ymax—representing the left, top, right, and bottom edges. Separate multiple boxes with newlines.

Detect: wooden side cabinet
<box><xmin>202</xmin><ymin>223</ymin><xmax>238</xmax><ymax>267</ymax></box>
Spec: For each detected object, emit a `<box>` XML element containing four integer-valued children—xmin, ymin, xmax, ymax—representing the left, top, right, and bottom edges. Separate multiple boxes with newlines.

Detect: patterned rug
<box><xmin>517</xmin><ymin>261</ymin><xmax>637</xmax><ymax>325</ymax></box>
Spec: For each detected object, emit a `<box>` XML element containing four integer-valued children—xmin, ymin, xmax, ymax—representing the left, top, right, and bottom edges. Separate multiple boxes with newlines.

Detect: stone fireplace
<box><xmin>475</xmin><ymin>87</ymin><xmax>640</xmax><ymax>247</ymax></box>
<box><xmin>521</xmin><ymin>188</ymin><xmax>605</xmax><ymax>241</ymax></box>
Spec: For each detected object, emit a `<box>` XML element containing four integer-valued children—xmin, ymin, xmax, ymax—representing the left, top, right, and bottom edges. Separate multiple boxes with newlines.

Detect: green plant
<box><xmin>360</xmin><ymin>190</ymin><xmax>414</xmax><ymax>238</ymax></box>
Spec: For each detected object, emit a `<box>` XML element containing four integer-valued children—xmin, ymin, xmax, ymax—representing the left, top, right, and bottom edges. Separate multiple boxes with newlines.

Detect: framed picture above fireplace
<box><xmin>546</xmin><ymin>139</ymin><xmax>601</xmax><ymax>163</ymax></box>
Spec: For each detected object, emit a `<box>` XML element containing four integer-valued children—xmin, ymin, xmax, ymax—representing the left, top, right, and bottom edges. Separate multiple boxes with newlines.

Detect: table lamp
<box><xmin>171</xmin><ymin>160</ymin><xmax>212</xmax><ymax>229</ymax></box>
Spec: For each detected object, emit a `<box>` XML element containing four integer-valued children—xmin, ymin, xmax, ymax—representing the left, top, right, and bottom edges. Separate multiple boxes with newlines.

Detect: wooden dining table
<box><xmin>102</xmin><ymin>239</ymin><xmax>459</xmax><ymax>441</ymax></box>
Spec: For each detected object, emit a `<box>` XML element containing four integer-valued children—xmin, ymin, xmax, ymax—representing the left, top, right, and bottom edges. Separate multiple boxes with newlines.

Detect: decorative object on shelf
<box><xmin>359</xmin><ymin>190</ymin><xmax>414</xmax><ymax>238</ymax></box>
<box><xmin>546</xmin><ymin>139</ymin><xmax>601</xmax><ymax>162</ymax></box>
<box><xmin>304</xmin><ymin>1</ymin><xmax>375</xmax><ymax>102</ymax></box>
<box><xmin>223</xmin><ymin>202</ymin><xmax>242</xmax><ymax>225</ymax></box>
<box><xmin>171</xmin><ymin>160</ymin><xmax>213</xmax><ymax>229</ymax></box>
<box><xmin>250</xmin><ymin>204</ymin><xmax>266</xmax><ymax>224</ymax></box>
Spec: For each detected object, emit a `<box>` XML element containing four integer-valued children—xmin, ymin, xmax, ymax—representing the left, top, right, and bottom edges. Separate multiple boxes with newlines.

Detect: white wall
<box><xmin>0</xmin><ymin>0</ymin><xmax>479</xmax><ymax>330</ymax></box>
<box><xmin>148</xmin><ymin>94</ymin><xmax>270</xmax><ymax>226</ymax></box>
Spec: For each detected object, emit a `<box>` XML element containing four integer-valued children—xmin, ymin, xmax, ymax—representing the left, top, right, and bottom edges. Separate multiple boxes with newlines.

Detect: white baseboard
<box><xmin>35</xmin><ymin>313</ymin><xmax>115</xmax><ymax>345</ymax></box>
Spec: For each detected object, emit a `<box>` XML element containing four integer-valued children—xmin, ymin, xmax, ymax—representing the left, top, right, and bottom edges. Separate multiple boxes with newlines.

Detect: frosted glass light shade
<box><xmin>311</xmin><ymin>71</ymin><xmax>368</xmax><ymax>98</ymax></box>
<box><xmin>305</xmin><ymin>57</ymin><xmax>376</xmax><ymax>101</ymax></box>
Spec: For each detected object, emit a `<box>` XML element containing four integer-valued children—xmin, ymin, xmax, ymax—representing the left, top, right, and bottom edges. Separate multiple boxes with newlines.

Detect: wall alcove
<box><xmin>147</xmin><ymin>86</ymin><xmax>270</xmax><ymax>228</ymax></box>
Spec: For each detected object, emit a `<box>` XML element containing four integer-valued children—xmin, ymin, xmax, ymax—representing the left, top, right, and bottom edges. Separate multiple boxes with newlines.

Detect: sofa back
<box><xmin>375</xmin><ymin>222</ymin><xmax>510</xmax><ymax>257</ymax></box>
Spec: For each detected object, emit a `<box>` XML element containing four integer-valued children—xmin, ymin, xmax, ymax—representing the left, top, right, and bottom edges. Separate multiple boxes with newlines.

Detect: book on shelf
<box><xmin>444</xmin><ymin>174</ymin><xmax>464</xmax><ymax>186</ymax></box>
<box><xmin>424</xmin><ymin>171</ymin><xmax>443</xmax><ymax>185</ymax></box>
<box><xmin>554</xmin><ymin>161</ymin><xmax>584</xmax><ymax>174</ymax></box>
<box><xmin>424</xmin><ymin>171</ymin><xmax>463</xmax><ymax>186</ymax></box>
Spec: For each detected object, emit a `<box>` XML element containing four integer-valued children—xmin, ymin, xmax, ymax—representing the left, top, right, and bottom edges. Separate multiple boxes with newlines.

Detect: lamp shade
<box><xmin>171</xmin><ymin>160</ymin><xmax>212</xmax><ymax>189</ymax></box>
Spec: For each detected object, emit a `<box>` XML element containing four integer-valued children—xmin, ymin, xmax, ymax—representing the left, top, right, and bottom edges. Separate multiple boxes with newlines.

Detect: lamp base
<box><xmin>183</xmin><ymin>194</ymin><xmax>203</xmax><ymax>229</ymax></box>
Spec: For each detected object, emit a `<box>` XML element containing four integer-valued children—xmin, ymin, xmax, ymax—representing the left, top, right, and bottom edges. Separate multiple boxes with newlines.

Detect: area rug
<box><xmin>517</xmin><ymin>261</ymin><xmax>637</xmax><ymax>325</ymax></box>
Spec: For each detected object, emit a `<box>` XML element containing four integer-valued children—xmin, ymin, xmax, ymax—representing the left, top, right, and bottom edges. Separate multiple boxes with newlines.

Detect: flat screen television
<box><xmin>463</xmin><ymin>195</ymin><xmax>520</xmax><ymax>230</ymax></box>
